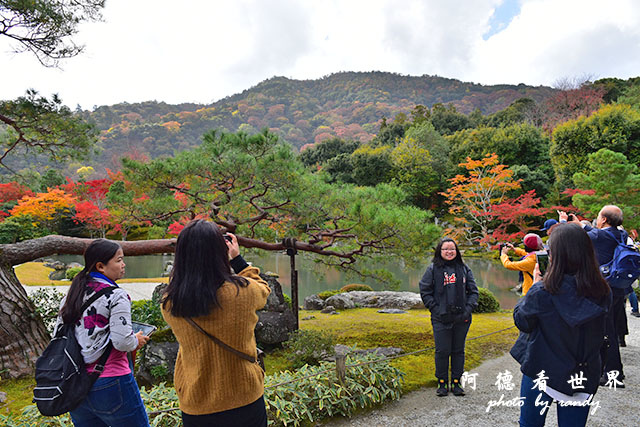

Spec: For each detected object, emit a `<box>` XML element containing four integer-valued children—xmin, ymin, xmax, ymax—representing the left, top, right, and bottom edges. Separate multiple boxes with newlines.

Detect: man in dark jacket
<box><xmin>562</xmin><ymin>205</ymin><xmax>627</xmax><ymax>387</ymax></box>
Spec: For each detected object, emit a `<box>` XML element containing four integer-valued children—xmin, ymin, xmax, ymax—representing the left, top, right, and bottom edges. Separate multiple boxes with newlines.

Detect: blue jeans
<box><xmin>628</xmin><ymin>289</ymin><xmax>639</xmax><ymax>312</ymax></box>
<box><xmin>70</xmin><ymin>373</ymin><xmax>149</xmax><ymax>427</ymax></box>
<box><xmin>519</xmin><ymin>375</ymin><xmax>590</xmax><ymax>427</ymax></box>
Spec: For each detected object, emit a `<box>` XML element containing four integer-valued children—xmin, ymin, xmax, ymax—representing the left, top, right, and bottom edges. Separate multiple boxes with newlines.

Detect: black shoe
<box><xmin>600</xmin><ymin>373</ymin><xmax>626</xmax><ymax>388</ymax></box>
<box><xmin>599</xmin><ymin>374</ymin><xmax>607</xmax><ymax>386</ymax></box>
<box><xmin>451</xmin><ymin>378</ymin><xmax>465</xmax><ymax>396</ymax></box>
<box><xmin>436</xmin><ymin>379</ymin><xmax>448</xmax><ymax>396</ymax></box>
<box><xmin>619</xmin><ymin>336</ymin><xmax>627</xmax><ymax>347</ymax></box>
<box><xmin>631</xmin><ymin>311</ymin><xmax>640</xmax><ymax>317</ymax></box>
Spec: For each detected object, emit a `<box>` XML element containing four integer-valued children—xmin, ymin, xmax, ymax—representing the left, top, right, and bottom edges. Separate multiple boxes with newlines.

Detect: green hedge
<box><xmin>473</xmin><ymin>287</ymin><xmax>500</xmax><ymax>313</ymax></box>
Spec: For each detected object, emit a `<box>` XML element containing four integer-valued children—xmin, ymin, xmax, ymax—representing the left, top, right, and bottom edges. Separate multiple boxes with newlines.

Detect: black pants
<box><xmin>432</xmin><ymin>318</ymin><xmax>471</xmax><ymax>381</ymax></box>
<box><xmin>613</xmin><ymin>292</ymin><xmax>629</xmax><ymax>338</ymax></box>
<box><xmin>182</xmin><ymin>396</ymin><xmax>267</xmax><ymax>427</ymax></box>
<box><xmin>604</xmin><ymin>293</ymin><xmax>624</xmax><ymax>377</ymax></box>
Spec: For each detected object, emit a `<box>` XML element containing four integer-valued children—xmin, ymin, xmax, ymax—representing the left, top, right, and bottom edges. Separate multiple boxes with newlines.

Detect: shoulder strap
<box><xmin>602</xmin><ymin>227</ymin><xmax>626</xmax><ymax>245</ymax></box>
<box><xmin>185</xmin><ymin>317</ymin><xmax>256</xmax><ymax>363</ymax></box>
<box><xmin>80</xmin><ymin>286</ymin><xmax>117</xmax><ymax>315</ymax></box>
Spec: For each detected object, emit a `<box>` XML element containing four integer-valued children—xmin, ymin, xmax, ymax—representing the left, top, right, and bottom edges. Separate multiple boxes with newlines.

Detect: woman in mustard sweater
<box><xmin>161</xmin><ymin>220</ymin><xmax>270</xmax><ymax>427</ymax></box>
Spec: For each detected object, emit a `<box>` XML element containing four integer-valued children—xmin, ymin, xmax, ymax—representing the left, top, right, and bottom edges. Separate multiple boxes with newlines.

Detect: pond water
<box><xmin>52</xmin><ymin>251</ymin><xmax>522</xmax><ymax>309</ymax></box>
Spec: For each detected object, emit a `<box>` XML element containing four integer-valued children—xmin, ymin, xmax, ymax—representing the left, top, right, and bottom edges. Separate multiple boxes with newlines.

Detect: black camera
<box><xmin>499</xmin><ymin>243</ymin><xmax>509</xmax><ymax>251</ymax></box>
<box><xmin>224</xmin><ymin>234</ymin><xmax>233</xmax><ymax>242</ymax></box>
<box><xmin>447</xmin><ymin>304</ymin><xmax>463</xmax><ymax>314</ymax></box>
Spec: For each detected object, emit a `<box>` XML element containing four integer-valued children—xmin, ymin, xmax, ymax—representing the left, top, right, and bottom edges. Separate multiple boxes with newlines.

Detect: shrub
<box><xmin>265</xmin><ymin>353</ymin><xmax>404</xmax><ymax>426</ymax></box>
<box><xmin>131</xmin><ymin>299</ymin><xmax>167</xmax><ymax>329</ymax></box>
<box><xmin>28</xmin><ymin>287</ymin><xmax>65</xmax><ymax>335</ymax></box>
<box><xmin>283</xmin><ymin>292</ymin><xmax>292</xmax><ymax>308</ymax></box>
<box><xmin>473</xmin><ymin>287</ymin><xmax>500</xmax><ymax>313</ymax></box>
<box><xmin>317</xmin><ymin>289</ymin><xmax>341</xmax><ymax>300</ymax></box>
<box><xmin>340</xmin><ymin>283</ymin><xmax>374</xmax><ymax>292</ymax></box>
<box><xmin>65</xmin><ymin>266</ymin><xmax>82</xmax><ymax>280</ymax></box>
<box><xmin>284</xmin><ymin>329</ymin><xmax>335</xmax><ymax>369</ymax></box>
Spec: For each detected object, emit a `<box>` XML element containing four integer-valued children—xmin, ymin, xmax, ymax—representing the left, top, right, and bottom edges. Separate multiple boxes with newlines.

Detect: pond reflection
<box><xmin>52</xmin><ymin>252</ymin><xmax>522</xmax><ymax>309</ymax></box>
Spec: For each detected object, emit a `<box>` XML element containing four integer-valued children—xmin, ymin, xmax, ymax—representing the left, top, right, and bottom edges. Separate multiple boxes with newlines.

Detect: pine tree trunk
<box><xmin>0</xmin><ymin>262</ymin><xmax>49</xmax><ymax>379</ymax></box>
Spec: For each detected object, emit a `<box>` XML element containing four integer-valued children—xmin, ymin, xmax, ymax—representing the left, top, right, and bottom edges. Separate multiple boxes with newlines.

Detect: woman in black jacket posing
<box><xmin>511</xmin><ymin>223</ymin><xmax>611</xmax><ymax>426</ymax></box>
<box><xmin>419</xmin><ymin>238</ymin><xmax>479</xmax><ymax>397</ymax></box>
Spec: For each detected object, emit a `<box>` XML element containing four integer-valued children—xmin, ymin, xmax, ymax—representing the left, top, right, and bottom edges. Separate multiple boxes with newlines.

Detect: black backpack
<box><xmin>33</xmin><ymin>287</ymin><xmax>114</xmax><ymax>416</ymax></box>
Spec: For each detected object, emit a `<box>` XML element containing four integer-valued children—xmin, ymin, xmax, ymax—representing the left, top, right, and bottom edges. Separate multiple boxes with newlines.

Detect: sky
<box><xmin>1</xmin><ymin>0</ymin><xmax>639</xmax><ymax>110</ymax></box>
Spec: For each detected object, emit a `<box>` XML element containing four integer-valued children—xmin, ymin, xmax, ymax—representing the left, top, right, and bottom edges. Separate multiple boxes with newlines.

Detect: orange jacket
<box><xmin>501</xmin><ymin>248</ymin><xmax>537</xmax><ymax>295</ymax></box>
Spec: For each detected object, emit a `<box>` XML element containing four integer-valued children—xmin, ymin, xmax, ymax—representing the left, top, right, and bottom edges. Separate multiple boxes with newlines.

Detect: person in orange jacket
<box><xmin>500</xmin><ymin>233</ymin><xmax>543</xmax><ymax>295</ymax></box>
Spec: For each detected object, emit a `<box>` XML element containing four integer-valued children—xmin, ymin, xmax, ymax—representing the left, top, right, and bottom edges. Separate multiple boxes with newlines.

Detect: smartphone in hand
<box><xmin>536</xmin><ymin>252</ymin><xmax>549</xmax><ymax>276</ymax></box>
<box><xmin>132</xmin><ymin>321</ymin><xmax>157</xmax><ymax>337</ymax></box>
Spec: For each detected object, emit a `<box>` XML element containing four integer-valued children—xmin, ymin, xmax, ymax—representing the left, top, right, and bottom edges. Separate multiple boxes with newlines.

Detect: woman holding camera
<box><xmin>161</xmin><ymin>220</ymin><xmax>270</xmax><ymax>427</ymax></box>
<box><xmin>55</xmin><ymin>239</ymin><xmax>150</xmax><ymax>427</ymax></box>
<box><xmin>511</xmin><ymin>223</ymin><xmax>611</xmax><ymax>426</ymax></box>
<box><xmin>419</xmin><ymin>238</ymin><xmax>479</xmax><ymax>397</ymax></box>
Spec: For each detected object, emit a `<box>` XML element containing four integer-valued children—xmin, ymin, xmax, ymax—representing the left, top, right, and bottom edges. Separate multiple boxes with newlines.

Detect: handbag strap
<box><xmin>185</xmin><ymin>317</ymin><xmax>257</xmax><ymax>363</ymax></box>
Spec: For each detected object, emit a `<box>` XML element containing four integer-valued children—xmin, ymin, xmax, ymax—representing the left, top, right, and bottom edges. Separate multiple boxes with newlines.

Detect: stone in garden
<box><xmin>377</xmin><ymin>308</ymin><xmax>407</xmax><ymax>314</ymax></box>
<box><xmin>0</xmin><ymin>391</ymin><xmax>6</xmax><ymax>403</ymax></box>
<box><xmin>48</xmin><ymin>269</ymin><xmax>67</xmax><ymax>280</ymax></box>
<box><xmin>256</xmin><ymin>310</ymin><xmax>296</xmax><ymax>344</ymax></box>
<box><xmin>44</xmin><ymin>260</ymin><xmax>66</xmax><ymax>270</ymax></box>
<box><xmin>302</xmin><ymin>315</ymin><xmax>316</xmax><ymax>320</ymax></box>
<box><xmin>255</xmin><ymin>273</ymin><xmax>296</xmax><ymax>345</ymax></box>
<box><xmin>68</xmin><ymin>262</ymin><xmax>83</xmax><ymax>269</ymax></box>
<box><xmin>324</xmin><ymin>293</ymin><xmax>355</xmax><ymax>309</ymax></box>
<box><xmin>135</xmin><ymin>341</ymin><xmax>179</xmax><ymax>387</ymax></box>
<box><xmin>303</xmin><ymin>294</ymin><xmax>325</xmax><ymax>310</ymax></box>
<box><xmin>347</xmin><ymin>291</ymin><xmax>423</xmax><ymax>310</ymax></box>
<box><xmin>321</xmin><ymin>305</ymin><xmax>336</xmax><ymax>313</ymax></box>
<box><xmin>328</xmin><ymin>344</ymin><xmax>403</xmax><ymax>361</ymax></box>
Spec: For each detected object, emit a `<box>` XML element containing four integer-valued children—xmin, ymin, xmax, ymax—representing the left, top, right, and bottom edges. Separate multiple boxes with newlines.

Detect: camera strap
<box><xmin>185</xmin><ymin>317</ymin><xmax>258</xmax><ymax>364</ymax></box>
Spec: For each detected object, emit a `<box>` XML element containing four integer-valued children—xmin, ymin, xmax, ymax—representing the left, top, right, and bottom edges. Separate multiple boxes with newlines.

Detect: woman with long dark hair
<box><xmin>55</xmin><ymin>239</ymin><xmax>150</xmax><ymax>426</ymax></box>
<box><xmin>419</xmin><ymin>237</ymin><xmax>479</xmax><ymax>397</ymax></box>
<box><xmin>161</xmin><ymin>220</ymin><xmax>270</xmax><ymax>427</ymax></box>
<box><xmin>511</xmin><ymin>223</ymin><xmax>611</xmax><ymax>426</ymax></box>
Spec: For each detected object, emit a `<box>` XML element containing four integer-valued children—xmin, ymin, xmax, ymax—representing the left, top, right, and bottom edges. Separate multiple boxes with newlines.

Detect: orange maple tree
<box><xmin>10</xmin><ymin>188</ymin><xmax>77</xmax><ymax>230</ymax></box>
<box><xmin>440</xmin><ymin>153</ymin><xmax>521</xmax><ymax>246</ymax></box>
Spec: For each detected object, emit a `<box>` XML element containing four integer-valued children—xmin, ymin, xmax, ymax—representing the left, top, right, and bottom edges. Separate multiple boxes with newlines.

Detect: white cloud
<box><xmin>0</xmin><ymin>0</ymin><xmax>638</xmax><ymax>108</ymax></box>
<box><xmin>468</xmin><ymin>0</ymin><xmax>640</xmax><ymax>85</ymax></box>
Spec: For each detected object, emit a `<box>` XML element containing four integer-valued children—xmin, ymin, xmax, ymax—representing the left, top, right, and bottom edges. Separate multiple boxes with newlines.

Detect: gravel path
<box><xmin>323</xmin><ymin>306</ymin><xmax>640</xmax><ymax>426</ymax></box>
<box><xmin>23</xmin><ymin>282</ymin><xmax>162</xmax><ymax>301</ymax></box>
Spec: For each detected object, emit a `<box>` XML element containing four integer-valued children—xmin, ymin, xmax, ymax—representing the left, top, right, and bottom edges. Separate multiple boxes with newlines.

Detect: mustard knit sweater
<box><xmin>161</xmin><ymin>262</ymin><xmax>270</xmax><ymax>415</ymax></box>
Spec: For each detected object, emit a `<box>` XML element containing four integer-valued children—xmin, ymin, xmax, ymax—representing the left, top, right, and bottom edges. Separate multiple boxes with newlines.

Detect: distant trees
<box><xmin>550</xmin><ymin>104</ymin><xmax>640</xmax><ymax>189</ymax></box>
<box><xmin>571</xmin><ymin>149</ymin><xmax>640</xmax><ymax>229</ymax></box>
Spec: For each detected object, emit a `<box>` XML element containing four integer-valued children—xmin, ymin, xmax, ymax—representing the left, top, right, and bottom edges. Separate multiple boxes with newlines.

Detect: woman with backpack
<box><xmin>161</xmin><ymin>220</ymin><xmax>271</xmax><ymax>427</ymax></box>
<box><xmin>419</xmin><ymin>237</ymin><xmax>479</xmax><ymax>397</ymax></box>
<box><xmin>511</xmin><ymin>223</ymin><xmax>611</xmax><ymax>426</ymax></box>
<box><xmin>55</xmin><ymin>239</ymin><xmax>150</xmax><ymax>426</ymax></box>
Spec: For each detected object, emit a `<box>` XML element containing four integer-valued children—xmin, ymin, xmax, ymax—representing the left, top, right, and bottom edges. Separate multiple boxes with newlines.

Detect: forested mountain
<box><xmin>77</xmin><ymin>71</ymin><xmax>556</xmax><ymax>171</ymax></box>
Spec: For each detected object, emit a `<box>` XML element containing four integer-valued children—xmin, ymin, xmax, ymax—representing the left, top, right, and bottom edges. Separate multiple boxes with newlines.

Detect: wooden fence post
<box><xmin>335</xmin><ymin>353</ymin><xmax>346</xmax><ymax>386</ymax></box>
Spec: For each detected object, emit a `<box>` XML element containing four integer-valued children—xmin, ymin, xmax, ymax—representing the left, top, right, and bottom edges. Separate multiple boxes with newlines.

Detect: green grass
<box><xmin>0</xmin><ymin>378</ymin><xmax>35</xmax><ymax>416</ymax></box>
<box><xmin>14</xmin><ymin>263</ymin><xmax>68</xmax><ymax>286</ymax></box>
<box><xmin>15</xmin><ymin>261</ymin><xmax>168</xmax><ymax>286</ymax></box>
<box><xmin>295</xmin><ymin>308</ymin><xmax>517</xmax><ymax>392</ymax></box>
